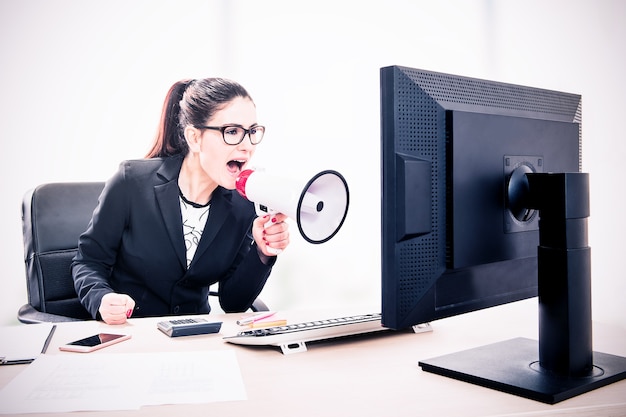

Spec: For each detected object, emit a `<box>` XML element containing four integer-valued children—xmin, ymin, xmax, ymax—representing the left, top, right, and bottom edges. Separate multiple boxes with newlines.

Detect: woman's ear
<box><xmin>184</xmin><ymin>126</ymin><xmax>201</xmax><ymax>153</ymax></box>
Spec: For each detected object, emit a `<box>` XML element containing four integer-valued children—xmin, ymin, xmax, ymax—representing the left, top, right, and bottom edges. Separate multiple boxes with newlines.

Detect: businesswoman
<box><xmin>72</xmin><ymin>78</ymin><xmax>289</xmax><ymax>325</ymax></box>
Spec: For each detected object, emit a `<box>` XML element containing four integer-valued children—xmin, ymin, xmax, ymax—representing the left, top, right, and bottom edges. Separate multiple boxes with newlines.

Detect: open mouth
<box><xmin>227</xmin><ymin>160</ymin><xmax>246</xmax><ymax>176</ymax></box>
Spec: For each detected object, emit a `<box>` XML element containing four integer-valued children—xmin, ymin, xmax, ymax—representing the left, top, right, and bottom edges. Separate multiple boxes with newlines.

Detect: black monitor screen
<box><xmin>380</xmin><ymin>66</ymin><xmax>581</xmax><ymax>330</ymax></box>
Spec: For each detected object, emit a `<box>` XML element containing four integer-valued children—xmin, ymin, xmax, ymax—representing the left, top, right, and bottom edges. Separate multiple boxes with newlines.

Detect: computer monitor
<box><xmin>380</xmin><ymin>65</ymin><xmax>626</xmax><ymax>404</ymax></box>
<box><xmin>380</xmin><ymin>65</ymin><xmax>581</xmax><ymax>330</ymax></box>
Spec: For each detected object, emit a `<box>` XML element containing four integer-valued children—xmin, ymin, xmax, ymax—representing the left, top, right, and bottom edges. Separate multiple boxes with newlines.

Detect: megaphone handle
<box><xmin>254</xmin><ymin>203</ymin><xmax>283</xmax><ymax>255</ymax></box>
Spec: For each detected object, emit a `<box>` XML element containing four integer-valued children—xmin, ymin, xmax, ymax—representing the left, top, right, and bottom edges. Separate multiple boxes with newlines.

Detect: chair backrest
<box><xmin>21</xmin><ymin>182</ymin><xmax>105</xmax><ymax>322</ymax></box>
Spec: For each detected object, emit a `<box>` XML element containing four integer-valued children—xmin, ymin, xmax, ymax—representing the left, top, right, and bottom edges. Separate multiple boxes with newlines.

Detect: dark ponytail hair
<box><xmin>145</xmin><ymin>78</ymin><xmax>253</xmax><ymax>158</ymax></box>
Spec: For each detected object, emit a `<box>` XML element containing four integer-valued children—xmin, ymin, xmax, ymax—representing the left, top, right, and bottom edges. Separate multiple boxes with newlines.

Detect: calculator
<box><xmin>157</xmin><ymin>318</ymin><xmax>222</xmax><ymax>337</ymax></box>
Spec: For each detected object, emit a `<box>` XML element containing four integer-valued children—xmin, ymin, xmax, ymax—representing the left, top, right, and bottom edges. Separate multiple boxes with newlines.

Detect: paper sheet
<box><xmin>0</xmin><ymin>350</ymin><xmax>246</xmax><ymax>414</ymax></box>
<box><xmin>0</xmin><ymin>323</ymin><xmax>54</xmax><ymax>364</ymax></box>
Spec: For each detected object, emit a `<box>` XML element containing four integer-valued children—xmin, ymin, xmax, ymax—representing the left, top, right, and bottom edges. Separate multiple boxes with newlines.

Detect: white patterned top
<box><xmin>180</xmin><ymin>196</ymin><xmax>210</xmax><ymax>268</ymax></box>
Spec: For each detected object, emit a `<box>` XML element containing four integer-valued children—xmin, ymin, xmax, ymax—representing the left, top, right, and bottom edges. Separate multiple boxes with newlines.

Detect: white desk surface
<box><xmin>1</xmin><ymin>299</ymin><xmax>625</xmax><ymax>417</ymax></box>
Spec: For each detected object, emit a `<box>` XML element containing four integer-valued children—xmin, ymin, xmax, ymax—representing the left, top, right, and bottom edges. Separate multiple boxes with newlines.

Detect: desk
<box><xmin>1</xmin><ymin>299</ymin><xmax>625</xmax><ymax>417</ymax></box>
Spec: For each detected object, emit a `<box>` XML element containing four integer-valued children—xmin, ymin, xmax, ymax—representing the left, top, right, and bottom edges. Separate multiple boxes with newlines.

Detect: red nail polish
<box><xmin>271</xmin><ymin>217</ymin><xmax>277</xmax><ymax>223</ymax></box>
<box><xmin>126</xmin><ymin>309</ymin><xmax>132</xmax><ymax>318</ymax></box>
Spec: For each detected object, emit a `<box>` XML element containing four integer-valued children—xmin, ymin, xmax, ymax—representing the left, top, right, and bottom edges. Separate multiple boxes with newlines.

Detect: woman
<box><xmin>72</xmin><ymin>78</ymin><xmax>289</xmax><ymax>325</ymax></box>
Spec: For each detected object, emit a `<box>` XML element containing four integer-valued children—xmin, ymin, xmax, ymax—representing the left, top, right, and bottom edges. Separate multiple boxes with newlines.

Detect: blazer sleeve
<box><xmin>71</xmin><ymin>165</ymin><xmax>129</xmax><ymax>319</ymax></box>
<box><xmin>217</xmin><ymin>232</ymin><xmax>276</xmax><ymax>313</ymax></box>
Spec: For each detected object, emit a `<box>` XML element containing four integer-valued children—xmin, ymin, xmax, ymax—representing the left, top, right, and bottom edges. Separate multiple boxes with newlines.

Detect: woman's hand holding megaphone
<box><xmin>252</xmin><ymin>212</ymin><xmax>290</xmax><ymax>262</ymax></box>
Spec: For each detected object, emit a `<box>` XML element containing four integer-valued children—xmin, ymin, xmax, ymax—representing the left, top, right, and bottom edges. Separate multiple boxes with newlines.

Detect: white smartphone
<box><xmin>59</xmin><ymin>333</ymin><xmax>131</xmax><ymax>353</ymax></box>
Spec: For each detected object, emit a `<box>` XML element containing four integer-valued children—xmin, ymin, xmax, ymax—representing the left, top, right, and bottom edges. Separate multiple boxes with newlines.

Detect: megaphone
<box><xmin>236</xmin><ymin>169</ymin><xmax>349</xmax><ymax>253</ymax></box>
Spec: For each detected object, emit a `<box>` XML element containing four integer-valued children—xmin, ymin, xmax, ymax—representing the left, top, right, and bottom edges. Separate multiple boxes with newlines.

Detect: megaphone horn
<box><xmin>236</xmin><ymin>169</ymin><xmax>350</xmax><ymax>246</ymax></box>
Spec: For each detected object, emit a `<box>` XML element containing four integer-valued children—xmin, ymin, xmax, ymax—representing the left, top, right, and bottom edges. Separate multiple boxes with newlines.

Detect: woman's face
<box><xmin>195</xmin><ymin>96</ymin><xmax>259</xmax><ymax>190</ymax></box>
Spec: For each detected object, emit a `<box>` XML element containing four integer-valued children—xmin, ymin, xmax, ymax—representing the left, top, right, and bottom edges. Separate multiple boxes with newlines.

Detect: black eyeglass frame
<box><xmin>197</xmin><ymin>125</ymin><xmax>265</xmax><ymax>145</ymax></box>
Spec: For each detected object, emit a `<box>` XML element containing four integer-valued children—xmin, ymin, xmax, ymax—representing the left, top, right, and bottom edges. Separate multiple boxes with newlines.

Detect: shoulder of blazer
<box><xmin>214</xmin><ymin>185</ymin><xmax>256</xmax><ymax>212</ymax></box>
<box><xmin>117</xmin><ymin>155</ymin><xmax>184</xmax><ymax>185</ymax></box>
<box><xmin>116</xmin><ymin>156</ymin><xmax>255</xmax><ymax>218</ymax></box>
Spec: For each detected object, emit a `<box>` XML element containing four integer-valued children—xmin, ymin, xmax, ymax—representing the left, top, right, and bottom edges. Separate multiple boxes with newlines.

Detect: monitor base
<box><xmin>418</xmin><ymin>337</ymin><xmax>626</xmax><ymax>404</ymax></box>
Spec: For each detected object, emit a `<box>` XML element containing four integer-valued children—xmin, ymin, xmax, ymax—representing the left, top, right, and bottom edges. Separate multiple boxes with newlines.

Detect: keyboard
<box><xmin>224</xmin><ymin>313</ymin><xmax>387</xmax><ymax>354</ymax></box>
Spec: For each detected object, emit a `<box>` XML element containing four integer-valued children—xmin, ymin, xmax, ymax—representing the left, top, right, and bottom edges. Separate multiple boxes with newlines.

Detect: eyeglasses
<box><xmin>197</xmin><ymin>125</ymin><xmax>265</xmax><ymax>145</ymax></box>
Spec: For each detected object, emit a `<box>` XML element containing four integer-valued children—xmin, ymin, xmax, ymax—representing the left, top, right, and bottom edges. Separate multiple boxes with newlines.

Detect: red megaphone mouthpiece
<box><xmin>235</xmin><ymin>169</ymin><xmax>254</xmax><ymax>199</ymax></box>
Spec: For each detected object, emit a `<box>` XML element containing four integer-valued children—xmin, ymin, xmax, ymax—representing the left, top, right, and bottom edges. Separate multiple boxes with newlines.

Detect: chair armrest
<box><xmin>17</xmin><ymin>304</ymin><xmax>85</xmax><ymax>324</ymax></box>
<box><xmin>251</xmin><ymin>298</ymin><xmax>269</xmax><ymax>312</ymax></box>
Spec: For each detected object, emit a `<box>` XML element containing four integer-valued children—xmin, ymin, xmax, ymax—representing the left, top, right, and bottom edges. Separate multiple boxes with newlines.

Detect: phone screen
<box><xmin>60</xmin><ymin>333</ymin><xmax>131</xmax><ymax>352</ymax></box>
<box><xmin>69</xmin><ymin>333</ymin><xmax>125</xmax><ymax>347</ymax></box>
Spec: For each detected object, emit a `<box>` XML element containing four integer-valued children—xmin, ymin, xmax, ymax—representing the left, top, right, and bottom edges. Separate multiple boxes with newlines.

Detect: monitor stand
<box><xmin>418</xmin><ymin>173</ymin><xmax>626</xmax><ymax>404</ymax></box>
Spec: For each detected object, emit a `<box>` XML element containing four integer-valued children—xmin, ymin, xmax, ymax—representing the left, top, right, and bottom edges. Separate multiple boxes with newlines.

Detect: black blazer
<box><xmin>71</xmin><ymin>155</ymin><xmax>274</xmax><ymax>319</ymax></box>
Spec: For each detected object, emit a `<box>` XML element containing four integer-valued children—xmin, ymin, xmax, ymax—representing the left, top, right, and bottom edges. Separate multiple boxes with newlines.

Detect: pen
<box><xmin>237</xmin><ymin>312</ymin><xmax>276</xmax><ymax>326</ymax></box>
<box><xmin>41</xmin><ymin>324</ymin><xmax>56</xmax><ymax>354</ymax></box>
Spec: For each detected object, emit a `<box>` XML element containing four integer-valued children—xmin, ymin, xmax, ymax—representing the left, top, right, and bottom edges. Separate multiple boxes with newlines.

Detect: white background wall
<box><xmin>1</xmin><ymin>0</ymin><xmax>624</xmax><ymax>330</ymax></box>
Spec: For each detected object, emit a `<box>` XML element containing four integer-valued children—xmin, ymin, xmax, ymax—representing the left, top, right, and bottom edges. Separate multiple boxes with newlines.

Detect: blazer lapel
<box><xmin>154</xmin><ymin>156</ymin><xmax>187</xmax><ymax>269</ymax></box>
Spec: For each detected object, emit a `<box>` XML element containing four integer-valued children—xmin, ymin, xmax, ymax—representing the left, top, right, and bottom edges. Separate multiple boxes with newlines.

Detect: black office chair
<box><xmin>19</xmin><ymin>182</ymin><xmax>267</xmax><ymax>324</ymax></box>
<box><xmin>19</xmin><ymin>182</ymin><xmax>104</xmax><ymax>323</ymax></box>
